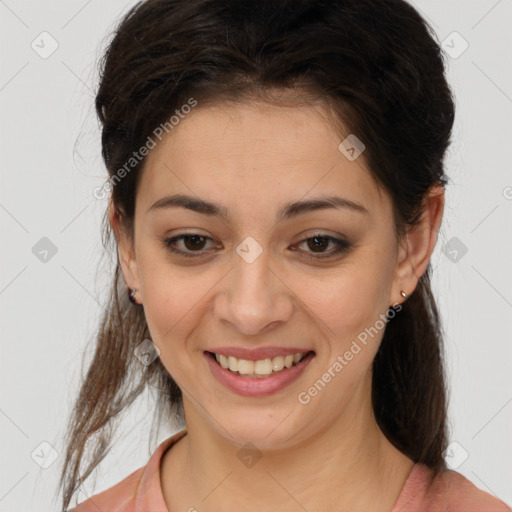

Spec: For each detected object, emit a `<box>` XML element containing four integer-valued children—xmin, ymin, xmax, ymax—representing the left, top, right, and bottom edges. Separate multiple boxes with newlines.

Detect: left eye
<box><xmin>295</xmin><ymin>234</ymin><xmax>351</xmax><ymax>259</ymax></box>
<box><xmin>162</xmin><ymin>233</ymin><xmax>351</xmax><ymax>260</ymax></box>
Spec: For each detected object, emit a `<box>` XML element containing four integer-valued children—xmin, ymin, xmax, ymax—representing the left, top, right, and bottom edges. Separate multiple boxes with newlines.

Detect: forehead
<box><xmin>137</xmin><ymin>101</ymin><xmax>388</xmax><ymax>220</ymax></box>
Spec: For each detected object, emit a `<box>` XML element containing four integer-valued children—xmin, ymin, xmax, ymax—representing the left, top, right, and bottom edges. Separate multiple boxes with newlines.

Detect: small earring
<box><xmin>128</xmin><ymin>287</ymin><xmax>139</xmax><ymax>305</ymax></box>
<box><xmin>400</xmin><ymin>290</ymin><xmax>408</xmax><ymax>299</ymax></box>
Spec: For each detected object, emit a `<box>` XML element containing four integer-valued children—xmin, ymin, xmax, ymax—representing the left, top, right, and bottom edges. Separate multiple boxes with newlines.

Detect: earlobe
<box><xmin>392</xmin><ymin>185</ymin><xmax>445</xmax><ymax>302</ymax></box>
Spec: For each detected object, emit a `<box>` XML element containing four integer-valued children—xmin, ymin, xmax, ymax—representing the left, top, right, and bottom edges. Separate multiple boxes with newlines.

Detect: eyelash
<box><xmin>162</xmin><ymin>233</ymin><xmax>351</xmax><ymax>260</ymax></box>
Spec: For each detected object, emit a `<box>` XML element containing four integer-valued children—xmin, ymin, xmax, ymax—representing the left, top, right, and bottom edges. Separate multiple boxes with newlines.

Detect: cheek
<box><xmin>304</xmin><ymin>269</ymin><xmax>393</xmax><ymax>331</ymax></box>
<box><xmin>294</xmin><ymin>245</ymin><xmax>396</xmax><ymax>351</ymax></box>
<box><xmin>139</xmin><ymin>268</ymin><xmax>208</xmax><ymax>384</ymax></box>
<box><xmin>135</xmin><ymin>246</ymin><xmax>209</xmax><ymax>349</ymax></box>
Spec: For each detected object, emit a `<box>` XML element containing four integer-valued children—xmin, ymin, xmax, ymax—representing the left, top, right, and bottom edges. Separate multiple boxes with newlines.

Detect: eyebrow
<box><xmin>147</xmin><ymin>193</ymin><xmax>369</xmax><ymax>221</ymax></box>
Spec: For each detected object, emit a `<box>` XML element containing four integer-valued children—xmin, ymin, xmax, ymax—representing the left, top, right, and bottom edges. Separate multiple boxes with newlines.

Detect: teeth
<box><xmin>272</xmin><ymin>356</ymin><xmax>284</xmax><ymax>372</ymax></box>
<box><xmin>238</xmin><ymin>359</ymin><xmax>254</xmax><ymax>375</ymax></box>
<box><xmin>228</xmin><ymin>356</ymin><xmax>238</xmax><ymax>372</ymax></box>
<box><xmin>254</xmin><ymin>359</ymin><xmax>273</xmax><ymax>375</ymax></box>
<box><xmin>213</xmin><ymin>352</ymin><xmax>308</xmax><ymax>378</ymax></box>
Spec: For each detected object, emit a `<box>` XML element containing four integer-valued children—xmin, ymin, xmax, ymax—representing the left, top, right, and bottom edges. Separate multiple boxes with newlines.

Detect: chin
<box><xmin>206</xmin><ymin>406</ymin><xmax>308</xmax><ymax>450</ymax></box>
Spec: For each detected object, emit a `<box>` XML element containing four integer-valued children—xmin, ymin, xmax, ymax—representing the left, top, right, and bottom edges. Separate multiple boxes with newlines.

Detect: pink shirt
<box><xmin>71</xmin><ymin>429</ymin><xmax>511</xmax><ymax>512</ymax></box>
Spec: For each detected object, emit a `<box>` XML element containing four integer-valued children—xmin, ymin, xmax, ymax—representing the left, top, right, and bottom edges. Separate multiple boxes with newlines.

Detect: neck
<box><xmin>161</xmin><ymin>375</ymin><xmax>415</xmax><ymax>512</ymax></box>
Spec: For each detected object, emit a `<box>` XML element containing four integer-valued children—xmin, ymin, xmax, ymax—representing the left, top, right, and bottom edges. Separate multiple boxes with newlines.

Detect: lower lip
<box><xmin>204</xmin><ymin>351</ymin><xmax>315</xmax><ymax>397</ymax></box>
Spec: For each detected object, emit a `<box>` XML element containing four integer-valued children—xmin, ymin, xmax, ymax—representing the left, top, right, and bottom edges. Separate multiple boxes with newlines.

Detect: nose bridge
<box><xmin>214</xmin><ymin>238</ymin><xmax>293</xmax><ymax>335</ymax></box>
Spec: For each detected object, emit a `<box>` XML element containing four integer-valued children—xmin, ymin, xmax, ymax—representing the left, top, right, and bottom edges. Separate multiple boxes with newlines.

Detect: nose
<box><xmin>213</xmin><ymin>247</ymin><xmax>294</xmax><ymax>336</ymax></box>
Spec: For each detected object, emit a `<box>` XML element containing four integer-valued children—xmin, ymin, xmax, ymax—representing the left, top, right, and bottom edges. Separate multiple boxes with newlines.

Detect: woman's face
<box><xmin>117</xmin><ymin>99</ymin><xmax>408</xmax><ymax>448</ymax></box>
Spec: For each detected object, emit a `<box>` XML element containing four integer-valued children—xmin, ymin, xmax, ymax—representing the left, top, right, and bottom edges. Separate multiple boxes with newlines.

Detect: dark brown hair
<box><xmin>58</xmin><ymin>0</ymin><xmax>455</xmax><ymax>509</ymax></box>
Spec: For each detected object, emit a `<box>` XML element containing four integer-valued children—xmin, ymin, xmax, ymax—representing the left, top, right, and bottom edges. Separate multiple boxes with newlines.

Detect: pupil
<box><xmin>309</xmin><ymin>236</ymin><xmax>327</xmax><ymax>252</ymax></box>
<box><xmin>185</xmin><ymin>235</ymin><xmax>204</xmax><ymax>250</ymax></box>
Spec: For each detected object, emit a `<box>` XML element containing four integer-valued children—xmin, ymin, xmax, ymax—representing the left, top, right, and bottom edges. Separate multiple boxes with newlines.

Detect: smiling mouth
<box><xmin>206</xmin><ymin>351</ymin><xmax>315</xmax><ymax>379</ymax></box>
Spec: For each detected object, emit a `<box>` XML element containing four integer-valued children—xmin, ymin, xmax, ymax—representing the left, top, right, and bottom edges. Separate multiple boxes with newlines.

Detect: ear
<box><xmin>108</xmin><ymin>199</ymin><xmax>141</xmax><ymax>293</ymax></box>
<box><xmin>392</xmin><ymin>184</ymin><xmax>444</xmax><ymax>304</ymax></box>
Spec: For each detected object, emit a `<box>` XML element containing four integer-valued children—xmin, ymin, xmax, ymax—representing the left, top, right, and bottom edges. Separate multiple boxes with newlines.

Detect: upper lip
<box><xmin>206</xmin><ymin>347</ymin><xmax>314</xmax><ymax>360</ymax></box>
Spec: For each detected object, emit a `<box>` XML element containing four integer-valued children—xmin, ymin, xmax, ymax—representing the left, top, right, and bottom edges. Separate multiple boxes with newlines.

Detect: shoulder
<box><xmin>69</xmin><ymin>466</ymin><xmax>144</xmax><ymax>512</ymax></box>
<box><xmin>439</xmin><ymin>469</ymin><xmax>511</xmax><ymax>511</ymax></box>
<box><xmin>394</xmin><ymin>463</ymin><xmax>511</xmax><ymax>512</ymax></box>
<box><xmin>69</xmin><ymin>429</ymin><xmax>188</xmax><ymax>512</ymax></box>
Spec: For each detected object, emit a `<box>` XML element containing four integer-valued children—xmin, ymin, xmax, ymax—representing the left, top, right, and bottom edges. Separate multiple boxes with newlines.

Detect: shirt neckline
<box><xmin>136</xmin><ymin>429</ymin><xmax>427</xmax><ymax>512</ymax></box>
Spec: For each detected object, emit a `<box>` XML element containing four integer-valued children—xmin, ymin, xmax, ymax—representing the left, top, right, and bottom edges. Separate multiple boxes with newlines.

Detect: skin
<box><xmin>110</xmin><ymin>97</ymin><xmax>444</xmax><ymax>512</ymax></box>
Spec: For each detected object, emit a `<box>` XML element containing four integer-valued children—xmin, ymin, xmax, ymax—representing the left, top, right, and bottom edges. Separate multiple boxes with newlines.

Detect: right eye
<box><xmin>162</xmin><ymin>233</ymin><xmax>218</xmax><ymax>258</ymax></box>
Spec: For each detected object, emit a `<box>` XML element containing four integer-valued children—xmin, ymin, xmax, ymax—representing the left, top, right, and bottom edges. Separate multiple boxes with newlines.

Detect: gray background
<box><xmin>1</xmin><ymin>0</ymin><xmax>511</xmax><ymax>510</ymax></box>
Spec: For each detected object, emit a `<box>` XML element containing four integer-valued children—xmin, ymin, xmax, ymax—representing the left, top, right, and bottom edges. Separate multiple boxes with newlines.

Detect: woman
<box><xmin>59</xmin><ymin>0</ymin><xmax>511</xmax><ymax>511</ymax></box>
